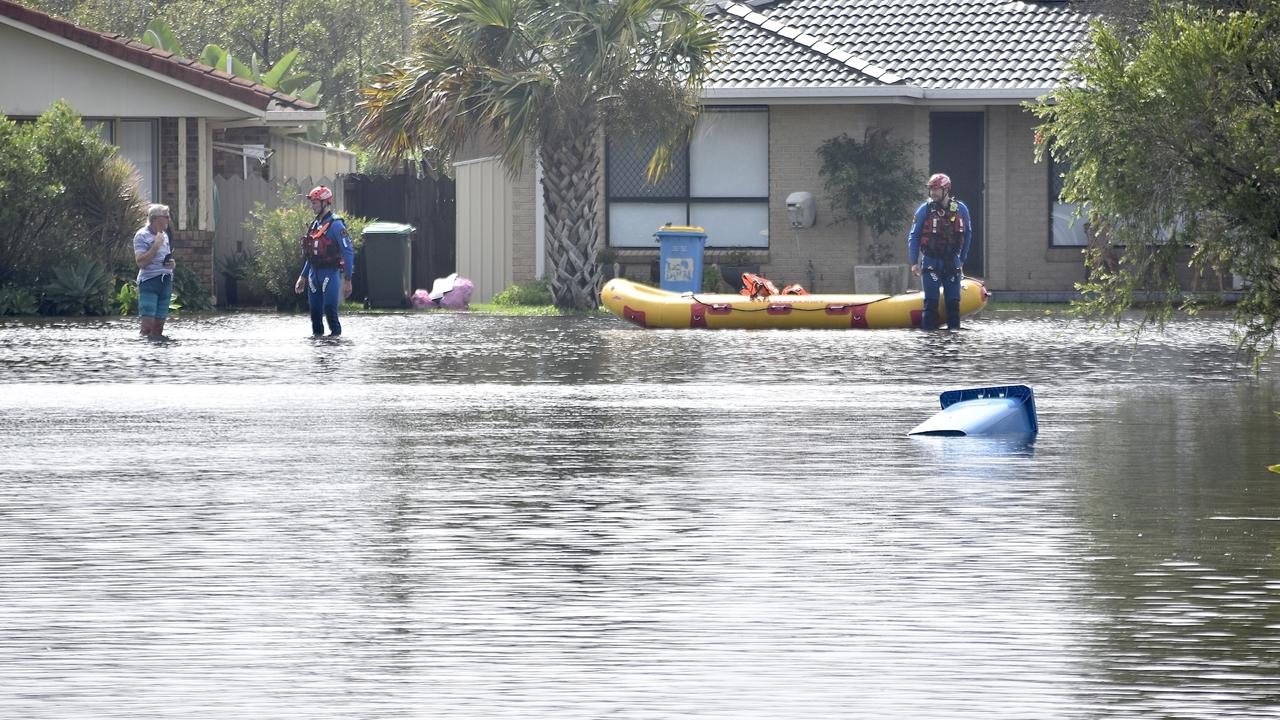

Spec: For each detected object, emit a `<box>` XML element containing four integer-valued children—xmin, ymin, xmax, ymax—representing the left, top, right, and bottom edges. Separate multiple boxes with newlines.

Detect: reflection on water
<box><xmin>0</xmin><ymin>310</ymin><xmax>1277</xmax><ymax>719</ymax></box>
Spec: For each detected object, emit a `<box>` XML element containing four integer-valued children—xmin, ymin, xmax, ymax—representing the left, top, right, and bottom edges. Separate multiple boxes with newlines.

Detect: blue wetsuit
<box><xmin>300</xmin><ymin>211</ymin><xmax>354</xmax><ymax>336</ymax></box>
<box><xmin>907</xmin><ymin>198</ymin><xmax>972</xmax><ymax>330</ymax></box>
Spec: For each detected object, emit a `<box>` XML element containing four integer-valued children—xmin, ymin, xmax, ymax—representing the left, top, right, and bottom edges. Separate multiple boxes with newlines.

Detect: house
<box><xmin>0</xmin><ymin>0</ymin><xmax>355</xmax><ymax>302</ymax></box>
<box><xmin>453</xmin><ymin>0</ymin><xmax>1097</xmax><ymax>302</ymax></box>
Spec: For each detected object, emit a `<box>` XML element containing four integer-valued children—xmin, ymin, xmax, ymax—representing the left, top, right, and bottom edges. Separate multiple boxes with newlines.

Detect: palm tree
<box><xmin>358</xmin><ymin>0</ymin><xmax>718</xmax><ymax>309</ymax></box>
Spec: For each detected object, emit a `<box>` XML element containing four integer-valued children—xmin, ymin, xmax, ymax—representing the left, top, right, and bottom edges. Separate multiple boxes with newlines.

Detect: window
<box><xmin>88</xmin><ymin>118</ymin><xmax>159</xmax><ymax>202</ymax></box>
<box><xmin>117</xmin><ymin>120</ymin><xmax>158</xmax><ymax>202</ymax></box>
<box><xmin>1049</xmin><ymin>154</ymin><xmax>1088</xmax><ymax>247</ymax></box>
<box><xmin>607</xmin><ymin>106</ymin><xmax>768</xmax><ymax>248</ymax></box>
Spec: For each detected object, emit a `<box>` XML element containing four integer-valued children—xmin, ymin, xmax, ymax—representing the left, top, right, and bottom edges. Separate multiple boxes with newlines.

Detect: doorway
<box><xmin>929</xmin><ymin>112</ymin><xmax>984</xmax><ymax>277</ymax></box>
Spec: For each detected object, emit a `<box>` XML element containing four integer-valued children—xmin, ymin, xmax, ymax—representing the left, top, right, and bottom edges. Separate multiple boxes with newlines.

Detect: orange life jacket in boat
<box><xmin>740</xmin><ymin>273</ymin><xmax>780</xmax><ymax>299</ymax></box>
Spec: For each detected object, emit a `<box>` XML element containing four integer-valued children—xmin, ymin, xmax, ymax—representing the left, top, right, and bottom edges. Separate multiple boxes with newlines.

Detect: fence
<box><xmin>213</xmin><ymin>173</ymin><xmax>344</xmax><ymax>304</ymax></box>
<box><xmin>344</xmin><ymin>167</ymin><xmax>456</xmax><ymax>293</ymax></box>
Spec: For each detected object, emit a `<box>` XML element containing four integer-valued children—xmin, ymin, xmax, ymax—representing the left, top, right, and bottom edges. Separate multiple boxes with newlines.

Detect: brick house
<box><xmin>0</xmin><ymin>0</ymin><xmax>348</xmax><ymax>301</ymax></box>
<box><xmin>453</xmin><ymin>0</ymin><xmax>1100</xmax><ymax>301</ymax></box>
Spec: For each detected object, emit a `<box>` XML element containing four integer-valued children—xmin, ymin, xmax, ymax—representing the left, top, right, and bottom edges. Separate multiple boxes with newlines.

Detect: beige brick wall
<box><xmin>510</xmin><ymin>148</ymin><xmax>537</xmax><ymax>284</ymax></box>
<box><xmin>765</xmin><ymin>104</ymin><xmax>929</xmax><ymax>292</ymax></box>
<box><xmin>498</xmin><ymin>104</ymin><xmax>1088</xmax><ymax>295</ymax></box>
<box><xmin>992</xmin><ymin>106</ymin><xmax>1086</xmax><ymax>292</ymax></box>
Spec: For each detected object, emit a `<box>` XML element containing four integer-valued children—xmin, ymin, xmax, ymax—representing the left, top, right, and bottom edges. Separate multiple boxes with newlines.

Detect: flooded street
<box><xmin>1</xmin><ymin>309</ymin><xmax>1278</xmax><ymax>718</ymax></box>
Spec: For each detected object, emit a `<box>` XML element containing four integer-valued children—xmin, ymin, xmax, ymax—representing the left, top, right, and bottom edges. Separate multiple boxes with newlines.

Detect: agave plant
<box><xmin>0</xmin><ymin>285</ymin><xmax>38</xmax><ymax>316</ymax></box>
<box><xmin>78</xmin><ymin>154</ymin><xmax>146</xmax><ymax>265</ymax></box>
<box><xmin>172</xmin><ymin>263</ymin><xmax>213</xmax><ymax>312</ymax></box>
<box><xmin>42</xmin><ymin>258</ymin><xmax>113</xmax><ymax>316</ymax></box>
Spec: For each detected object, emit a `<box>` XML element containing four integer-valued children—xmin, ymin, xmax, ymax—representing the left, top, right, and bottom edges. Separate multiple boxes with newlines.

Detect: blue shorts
<box><xmin>138</xmin><ymin>274</ymin><xmax>172</xmax><ymax>319</ymax></box>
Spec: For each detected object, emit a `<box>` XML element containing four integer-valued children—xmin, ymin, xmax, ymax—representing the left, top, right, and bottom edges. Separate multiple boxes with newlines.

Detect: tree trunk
<box><xmin>540</xmin><ymin>122</ymin><xmax>603</xmax><ymax>310</ymax></box>
<box><xmin>400</xmin><ymin>0</ymin><xmax>413</xmax><ymax>54</ymax></box>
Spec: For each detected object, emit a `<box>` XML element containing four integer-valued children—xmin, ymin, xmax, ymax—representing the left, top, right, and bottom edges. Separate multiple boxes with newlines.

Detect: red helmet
<box><xmin>927</xmin><ymin>173</ymin><xmax>951</xmax><ymax>192</ymax></box>
<box><xmin>308</xmin><ymin>185</ymin><xmax>333</xmax><ymax>203</ymax></box>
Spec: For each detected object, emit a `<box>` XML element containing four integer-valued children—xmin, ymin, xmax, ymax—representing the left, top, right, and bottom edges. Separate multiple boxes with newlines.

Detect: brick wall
<box><xmin>991</xmin><ymin>106</ymin><xmax>1085</xmax><ymax>292</ymax></box>
<box><xmin>186</xmin><ymin>118</ymin><xmax>201</xmax><ymax>228</ymax></box>
<box><xmin>157</xmin><ymin>118</ymin><xmax>218</xmax><ymax>300</ymax></box>
<box><xmin>173</xmin><ymin>229</ymin><xmax>215</xmax><ymax>303</ymax></box>
<box><xmin>510</xmin><ymin>147</ymin><xmax>537</xmax><ymax>285</ymax></box>
<box><xmin>501</xmin><ymin>103</ymin><xmax>1086</xmax><ymax>296</ymax></box>
<box><xmin>159</xmin><ymin>117</ymin><xmax>179</xmax><ymax>213</ymax></box>
<box><xmin>212</xmin><ymin>127</ymin><xmax>270</xmax><ymax>179</ymax></box>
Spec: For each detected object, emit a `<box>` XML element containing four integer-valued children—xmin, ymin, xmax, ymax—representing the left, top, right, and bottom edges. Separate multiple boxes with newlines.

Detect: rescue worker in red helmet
<box><xmin>907</xmin><ymin>173</ymin><xmax>972</xmax><ymax>330</ymax></box>
<box><xmin>293</xmin><ymin>186</ymin><xmax>354</xmax><ymax>336</ymax></box>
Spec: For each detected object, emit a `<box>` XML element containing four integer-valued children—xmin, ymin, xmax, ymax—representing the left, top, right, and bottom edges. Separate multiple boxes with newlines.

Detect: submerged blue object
<box><xmin>908</xmin><ymin>385</ymin><xmax>1038</xmax><ymax>437</ymax></box>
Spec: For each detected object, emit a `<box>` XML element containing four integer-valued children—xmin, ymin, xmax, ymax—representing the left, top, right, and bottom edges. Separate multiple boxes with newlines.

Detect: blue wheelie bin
<box><xmin>654</xmin><ymin>224</ymin><xmax>707</xmax><ymax>293</ymax></box>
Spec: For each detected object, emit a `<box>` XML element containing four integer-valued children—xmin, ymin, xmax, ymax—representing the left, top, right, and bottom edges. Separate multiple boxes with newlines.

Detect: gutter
<box><xmin>702</xmin><ymin>86</ymin><xmax>1058</xmax><ymax>105</ymax></box>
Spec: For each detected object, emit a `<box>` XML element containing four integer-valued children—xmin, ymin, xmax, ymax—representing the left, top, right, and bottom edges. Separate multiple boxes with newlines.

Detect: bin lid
<box><xmin>362</xmin><ymin>221</ymin><xmax>416</xmax><ymax>236</ymax></box>
<box><xmin>653</xmin><ymin>224</ymin><xmax>706</xmax><ymax>240</ymax></box>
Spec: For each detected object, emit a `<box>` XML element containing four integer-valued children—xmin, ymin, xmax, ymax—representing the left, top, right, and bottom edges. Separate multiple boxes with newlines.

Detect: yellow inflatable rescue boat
<box><xmin>600</xmin><ymin>277</ymin><xmax>989</xmax><ymax>330</ymax></box>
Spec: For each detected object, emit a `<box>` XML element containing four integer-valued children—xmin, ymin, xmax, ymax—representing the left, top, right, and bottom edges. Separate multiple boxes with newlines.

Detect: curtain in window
<box><xmin>1050</xmin><ymin>157</ymin><xmax>1087</xmax><ymax>247</ymax></box>
<box><xmin>607</xmin><ymin>107</ymin><xmax>768</xmax><ymax>248</ymax></box>
<box><xmin>117</xmin><ymin>120</ymin><xmax>157</xmax><ymax>202</ymax></box>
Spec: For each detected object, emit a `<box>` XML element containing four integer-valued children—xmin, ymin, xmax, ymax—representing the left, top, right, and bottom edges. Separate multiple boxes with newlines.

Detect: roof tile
<box><xmin>708</xmin><ymin>0</ymin><xmax>1092</xmax><ymax>94</ymax></box>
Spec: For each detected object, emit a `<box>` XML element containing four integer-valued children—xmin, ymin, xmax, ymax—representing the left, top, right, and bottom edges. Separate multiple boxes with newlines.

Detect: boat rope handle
<box><xmin>686</xmin><ymin>276</ymin><xmax>977</xmax><ymax>313</ymax></box>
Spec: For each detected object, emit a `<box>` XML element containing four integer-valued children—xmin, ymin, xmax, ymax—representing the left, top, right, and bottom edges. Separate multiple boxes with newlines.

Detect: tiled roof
<box><xmin>0</xmin><ymin>0</ymin><xmax>317</xmax><ymax>113</ymax></box>
<box><xmin>707</xmin><ymin>0</ymin><xmax>1093</xmax><ymax>97</ymax></box>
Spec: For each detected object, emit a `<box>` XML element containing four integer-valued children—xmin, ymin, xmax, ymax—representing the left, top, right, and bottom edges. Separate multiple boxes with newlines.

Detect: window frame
<box><xmin>85</xmin><ymin>117</ymin><xmax>160</xmax><ymax>203</ymax></box>
<box><xmin>605</xmin><ymin>105</ymin><xmax>769</xmax><ymax>249</ymax></box>
<box><xmin>1048</xmin><ymin>152</ymin><xmax>1089</xmax><ymax>248</ymax></box>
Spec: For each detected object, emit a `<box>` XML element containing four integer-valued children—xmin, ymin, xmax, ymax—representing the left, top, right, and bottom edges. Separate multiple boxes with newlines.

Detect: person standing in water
<box><xmin>906</xmin><ymin>173</ymin><xmax>972</xmax><ymax>331</ymax></box>
<box><xmin>293</xmin><ymin>186</ymin><xmax>354</xmax><ymax>336</ymax></box>
<box><xmin>134</xmin><ymin>204</ymin><xmax>176</xmax><ymax>339</ymax></box>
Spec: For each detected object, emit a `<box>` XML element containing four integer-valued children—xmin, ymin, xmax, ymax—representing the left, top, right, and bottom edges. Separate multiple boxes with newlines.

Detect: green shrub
<box><xmin>35</xmin><ymin>103</ymin><xmax>145</xmax><ymax>267</ymax></box>
<box><xmin>41</xmin><ymin>258</ymin><xmax>113</xmax><ymax>316</ymax></box>
<box><xmin>115</xmin><ymin>280</ymin><xmax>138</xmax><ymax>316</ymax></box>
<box><xmin>492</xmin><ymin>278</ymin><xmax>554</xmax><ymax>306</ymax></box>
<box><xmin>245</xmin><ymin>182</ymin><xmax>370</xmax><ymax>309</ymax></box>
<box><xmin>0</xmin><ymin>285</ymin><xmax>38</xmax><ymax>316</ymax></box>
<box><xmin>701</xmin><ymin>264</ymin><xmax>722</xmax><ymax>293</ymax></box>
<box><xmin>0</xmin><ymin>117</ymin><xmax>59</xmax><ymax>281</ymax></box>
<box><xmin>171</xmin><ymin>263</ymin><xmax>213</xmax><ymax>311</ymax></box>
<box><xmin>0</xmin><ymin>103</ymin><xmax>144</xmax><ymax>285</ymax></box>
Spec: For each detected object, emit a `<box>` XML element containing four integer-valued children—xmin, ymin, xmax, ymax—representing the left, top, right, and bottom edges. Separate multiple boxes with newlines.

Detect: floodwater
<box><xmin>0</xmin><ymin>308</ymin><xmax>1278</xmax><ymax>719</ymax></box>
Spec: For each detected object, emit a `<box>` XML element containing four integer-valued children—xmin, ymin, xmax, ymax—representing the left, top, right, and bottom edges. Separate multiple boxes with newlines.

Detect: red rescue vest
<box><xmin>302</xmin><ymin>216</ymin><xmax>341</xmax><ymax>268</ymax></box>
<box><xmin>920</xmin><ymin>199</ymin><xmax>965</xmax><ymax>258</ymax></box>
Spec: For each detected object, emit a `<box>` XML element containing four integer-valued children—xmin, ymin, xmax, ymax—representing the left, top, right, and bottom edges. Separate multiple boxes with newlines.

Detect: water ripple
<box><xmin>0</xmin><ymin>310</ymin><xmax>1277</xmax><ymax>718</ymax></box>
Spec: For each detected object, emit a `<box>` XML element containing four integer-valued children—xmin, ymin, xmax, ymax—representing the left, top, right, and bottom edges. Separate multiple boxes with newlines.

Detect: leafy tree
<box><xmin>359</xmin><ymin>0</ymin><xmax>718</xmax><ymax>310</ymax></box>
<box><xmin>817</xmin><ymin>128</ymin><xmax>921</xmax><ymax>264</ymax></box>
<box><xmin>1031</xmin><ymin>0</ymin><xmax>1280</xmax><ymax>355</ymax></box>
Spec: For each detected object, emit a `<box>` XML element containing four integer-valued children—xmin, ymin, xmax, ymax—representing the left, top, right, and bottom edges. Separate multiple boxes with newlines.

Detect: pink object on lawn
<box><xmin>429</xmin><ymin>273</ymin><xmax>474</xmax><ymax>309</ymax></box>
